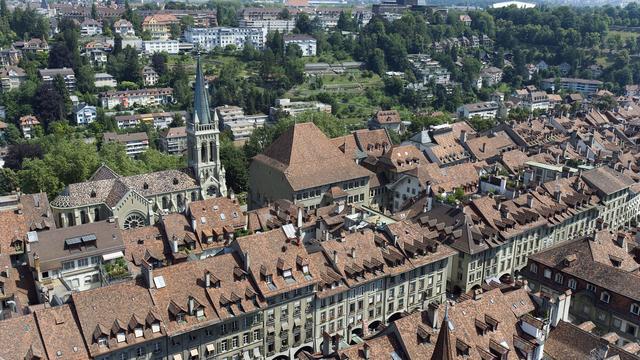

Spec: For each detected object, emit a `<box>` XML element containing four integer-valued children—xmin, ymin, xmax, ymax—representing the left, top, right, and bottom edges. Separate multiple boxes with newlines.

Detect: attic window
<box><xmin>176</xmin><ymin>313</ymin><xmax>186</xmax><ymax>324</ymax></box>
<box><xmin>609</xmin><ymin>255</ymin><xmax>622</xmax><ymax>268</ymax></box>
<box><xmin>283</xmin><ymin>269</ymin><xmax>294</xmax><ymax>283</ymax></box>
<box><xmin>220</xmin><ymin>213</ymin><xmax>226</xmax><ymax>220</ymax></box>
<box><xmin>143</xmin><ymin>182</ymin><xmax>149</xmax><ymax>190</ymax></box>
<box><xmin>97</xmin><ymin>336</ymin><xmax>107</xmax><ymax>346</ymax></box>
<box><xmin>90</xmin><ymin>190</ymin><xmax>96</xmax><ymax>198</ymax></box>
<box><xmin>196</xmin><ymin>308</ymin><xmax>205</xmax><ymax>319</ymax></box>
<box><xmin>116</xmin><ymin>331</ymin><xmax>126</xmax><ymax>343</ymax></box>
<box><xmin>151</xmin><ymin>322</ymin><xmax>160</xmax><ymax>333</ymax></box>
<box><xmin>134</xmin><ymin>327</ymin><xmax>143</xmax><ymax>338</ymax></box>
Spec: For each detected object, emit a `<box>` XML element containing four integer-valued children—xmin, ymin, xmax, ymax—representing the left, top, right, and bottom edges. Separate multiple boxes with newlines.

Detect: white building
<box><xmin>490</xmin><ymin>1</ymin><xmax>536</xmax><ymax>8</ymax></box>
<box><xmin>142</xmin><ymin>40</ymin><xmax>180</xmax><ymax>54</ymax></box>
<box><xmin>114</xmin><ymin>111</ymin><xmax>186</xmax><ymax>129</ymax></box>
<box><xmin>103</xmin><ymin>132</ymin><xmax>150</xmax><ymax>156</ymax></box>
<box><xmin>100</xmin><ymin>88</ymin><xmax>173</xmax><ymax>109</ymax></box>
<box><xmin>238</xmin><ymin>19</ymin><xmax>296</xmax><ymax>33</ymax></box>
<box><xmin>215</xmin><ymin>105</ymin><xmax>268</xmax><ymax>141</ymax></box>
<box><xmin>113</xmin><ymin>19</ymin><xmax>135</xmax><ymax>37</ymax></box>
<box><xmin>283</xmin><ymin>34</ymin><xmax>317</xmax><ymax>57</ymax></box>
<box><xmin>94</xmin><ymin>73</ymin><xmax>117</xmax><ymax>88</ymax></box>
<box><xmin>269</xmin><ymin>98</ymin><xmax>332</xmax><ymax>119</ymax></box>
<box><xmin>142</xmin><ymin>66</ymin><xmax>159</xmax><ymax>86</ymax></box>
<box><xmin>184</xmin><ymin>27</ymin><xmax>266</xmax><ymax>51</ymax></box>
<box><xmin>80</xmin><ymin>19</ymin><xmax>102</xmax><ymax>37</ymax></box>
<box><xmin>74</xmin><ymin>104</ymin><xmax>98</xmax><ymax>125</ymax></box>
<box><xmin>457</xmin><ymin>101</ymin><xmax>500</xmax><ymax>119</ymax></box>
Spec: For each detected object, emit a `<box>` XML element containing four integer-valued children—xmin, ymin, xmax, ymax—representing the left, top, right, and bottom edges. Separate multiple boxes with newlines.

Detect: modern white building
<box><xmin>269</xmin><ymin>98</ymin><xmax>332</xmax><ymax>119</ymax></box>
<box><xmin>103</xmin><ymin>132</ymin><xmax>150</xmax><ymax>156</ymax></box>
<box><xmin>284</xmin><ymin>34</ymin><xmax>317</xmax><ymax>56</ymax></box>
<box><xmin>113</xmin><ymin>19</ymin><xmax>135</xmax><ymax>37</ymax></box>
<box><xmin>457</xmin><ymin>101</ymin><xmax>500</xmax><ymax>119</ymax></box>
<box><xmin>184</xmin><ymin>27</ymin><xmax>266</xmax><ymax>50</ymax></box>
<box><xmin>215</xmin><ymin>105</ymin><xmax>268</xmax><ymax>141</ymax></box>
<box><xmin>238</xmin><ymin>18</ymin><xmax>296</xmax><ymax>33</ymax></box>
<box><xmin>142</xmin><ymin>40</ymin><xmax>180</xmax><ymax>54</ymax></box>
<box><xmin>100</xmin><ymin>88</ymin><xmax>173</xmax><ymax>109</ymax></box>
<box><xmin>80</xmin><ymin>19</ymin><xmax>102</xmax><ymax>37</ymax></box>
<box><xmin>74</xmin><ymin>104</ymin><xmax>97</xmax><ymax>125</ymax></box>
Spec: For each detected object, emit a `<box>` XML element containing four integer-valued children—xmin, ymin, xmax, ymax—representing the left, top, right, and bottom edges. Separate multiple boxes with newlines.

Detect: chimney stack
<box><xmin>427</xmin><ymin>303</ymin><xmax>440</xmax><ymax>329</ymax></box>
<box><xmin>171</xmin><ymin>236</ymin><xmax>179</xmax><ymax>253</ymax></box>
<box><xmin>188</xmin><ymin>297</ymin><xmax>195</xmax><ymax>315</ymax></box>
<box><xmin>297</xmin><ymin>206</ymin><xmax>303</xmax><ymax>228</ymax></box>
<box><xmin>527</xmin><ymin>194</ymin><xmax>534</xmax><ymax>208</ymax></box>
<box><xmin>554</xmin><ymin>186</ymin><xmax>562</xmax><ymax>202</ymax></box>
<box><xmin>333</xmin><ymin>250</ymin><xmax>338</xmax><ymax>265</ymax></box>
<box><xmin>481</xmin><ymin>142</ymin><xmax>486</xmax><ymax>152</ymax></box>
<box><xmin>141</xmin><ymin>260</ymin><xmax>154</xmax><ymax>289</ymax></box>
<box><xmin>204</xmin><ymin>270</ymin><xmax>211</xmax><ymax>288</ymax></box>
<box><xmin>244</xmin><ymin>251</ymin><xmax>250</xmax><ymax>272</ymax></box>
<box><xmin>363</xmin><ymin>343</ymin><xmax>371</xmax><ymax>360</ymax></box>
<box><xmin>350</xmin><ymin>247</ymin><xmax>356</xmax><ymax>259</ymax></box>
<box><xmin>460</xmin><ymin>130</ymin><xmax>467</xmax><ymax>143</ymax></box>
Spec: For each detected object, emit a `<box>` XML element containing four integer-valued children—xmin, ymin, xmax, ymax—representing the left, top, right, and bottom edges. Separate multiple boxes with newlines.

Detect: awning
<box><xmin>294</xmin><ymin>318</ymin><xmax>302</xmax><ymax>327</ymax></box>
<box><xmin>281</xmin><ymin>321</ymin><xmax>289</xmax><ymax>331</ymax></box>
<box><xmin>190</xmin><ymin>349</ymin><xmax>199</xmax><ymax>357</ymax></box>
<box><xmin>243</xmin><ymin>351</ymin><xmax>251</xmax><ymax>360</ymax></box>
<box><xmin>102</xmin><ymin>251</ymin><xmax>124</xmax><ymax>261</ymax></box>
<box><xmin>253</xmin><ymin>347</ymin><xmax>262</xmax><ymax>358</ymax></box>
<box><xmin>206</xmin><ymin>344</ymin><xmax>215</xmax><ymax>354</ymax></box>
<box><xmin>173</xmin><ymin>355</ymin><xmax>183</xmax><ymax>360</ymax></box>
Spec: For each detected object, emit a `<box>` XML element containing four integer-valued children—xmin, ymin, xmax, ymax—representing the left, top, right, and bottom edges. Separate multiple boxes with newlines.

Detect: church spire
<box><xmin>431</xmin><ymin>302</ymin><xmax>455</xmax><ymax>360</ymax></box>
<box><xmin>192</xmin><ymin>55</ymin><xmax>211</xmax><ymax>125</ymax></box>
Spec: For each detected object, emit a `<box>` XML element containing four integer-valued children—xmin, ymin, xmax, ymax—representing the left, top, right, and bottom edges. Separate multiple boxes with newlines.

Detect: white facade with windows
<box><xmin>142</xmin><ymin>40</ymin><xmax>180</xmax><ymax>54</ymax></box>
<box><xmin>184</xmin><ymin>27</ymin><xmax>266</xmax><ymax>50</ymax></box>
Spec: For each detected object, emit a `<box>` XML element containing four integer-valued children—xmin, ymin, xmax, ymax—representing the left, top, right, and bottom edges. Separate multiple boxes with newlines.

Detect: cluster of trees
<box><xmin>0</xmin><ymin>124</ymin><xmax>185</xmax><ymax>196</ymax></box>
<box><xmin>0</xmin><ymin>0</ymin><xmax>49</xmax><ymax>47</ymax></box>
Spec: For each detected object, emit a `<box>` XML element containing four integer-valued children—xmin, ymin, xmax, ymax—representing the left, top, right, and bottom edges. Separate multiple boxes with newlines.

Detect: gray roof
<box><xmin>51</xmin><ymin>168</ymin><xmax>199</xmax><ymax>208</ymax></box>
<box><xmin>38</xmin><ymin>68</ymin><xmax>75</xmax><ymax>77</ymax></box>
<box><xmin>581</xmin><ymin>166</ymin><xmax>635</xmax><ymax>195</ymax></box>
<box><xmin>29</xmin><ymin>220</ymin><xmax>125</xmax><ymax>271</ymax></box>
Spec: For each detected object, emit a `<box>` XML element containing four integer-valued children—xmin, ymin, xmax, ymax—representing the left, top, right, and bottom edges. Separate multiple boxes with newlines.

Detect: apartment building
<box><xmin>28</xmin><ymin>220</ymin><xmax>126</xmax><ymax>297</ymax></box>
<box><xmin>283</xmin><ymin>34</ymin><xmax>317</xmax><ymax>56</ymax></box>
<box><xmin>74</xmin><ymin>103</ymin><xmax>97</xmax><ymax>125</ymax></box>
<box><xmin>0</xmin><ymin>65</ymin><xmax>26</xmax><ymax>91</ymax></box>
<box><xmin>100</xmin><ymin>88</ymin><xmax>174</xmax><ymax>109</ymax></box>
<box><xmin>90</xmin><ymin>74</ymin><xmax>114</xmax><ymax>90</ymax></box>
<box><xmin>269</xmin><ymin>98</ymin><xmax>332</xmax><ymax>119</ymax></box>
<box><xmin>457</xmin><ymin>101</ymin><xmax>499</xmax><ymax>119</ymax></box>
<box><xmin>19</xmin><ymin>114</ymin><xmax>40</xmax><ymax>139</ymax></box>
<box><xmin>542</xmin><ymin>77</ymin><xmax>603</xmax><ymax>95</ymax></box>
<box><xmin>103</xmin><ymin>132</ymin><xmax>150</xmax><ymax>156</ymax></box>
<box><xmin>142</xmin><ymin>14</ymin><xmax>179</xmax><ymax>40</ymax></box>
<box><xmin>114</xmin><ymin>19</ymin><xmax>135</xmax><ymax>36</ymax></box>
<box><xmin>215</xmin><ymin>105</ymin><xmax>268</xmax><ymax>141</ymax></box>
<box><xmin>142</xmin><ymin>40</ymin><xmax>180</xmax><ymax>54</ymax></box>
<box><xmin>184</xmin><ymin>27</ymin><xmax>266</xmax><ymax>51</ymax></box>
<box><xmin>249</xmin><ymin>122</ymin><xmax>372</xmax><ymax>210</ymax></box>
<box><xmin>80</xmin><ymin>19</ymin><xmax>102</xmax><ymax>36</ymax></box>
<box><xmin>142</xmin><ymin>66</ymin><xmax>159</xmax><ymax>86</ymax></box>
<box><xmin>39</xmin><ymin>67</ymin><xmax>76</xmax><ymax>92</ymax></box>
<box><xmin>114</xmin><ymin>111</ymin><xmax>186</xmax><ymax>129</ymax></box>
<box><xmin>160</xmin><ymin>126</ymin><xmax>188</xmax><ymax>154</ymax></box>
<box><xmin>525</xmin><ymin>229</ymin><xmax>640</xmax><ymax>347</ymax></box>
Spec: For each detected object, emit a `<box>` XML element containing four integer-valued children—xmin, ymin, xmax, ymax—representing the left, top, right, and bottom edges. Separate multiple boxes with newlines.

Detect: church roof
<box><xmin>253</xmin><ymin>122</ymin><xmax>373</xmax><ymax>191</ymax></box>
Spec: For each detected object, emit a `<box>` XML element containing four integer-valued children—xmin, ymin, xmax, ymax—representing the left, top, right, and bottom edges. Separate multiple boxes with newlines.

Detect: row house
<box><xmin>142</xmin><ymin>14</ymin><xmax>179</xmax><ymax>40</ymax></box>
<box><xmin>184</xmin><ymin>27</ymin><xmax>267</xmax><ymax>51</ymax></box>
<box><xmin>524</xmin><ymin>229</ymin><xmax>640</xmax><ymax>347</ymax></box>
<box><xmin>114</xmin><ymin>111</ymin><xmax>186</xmax><ymax>130</ymax></box>
<box><xmin>100</xmin><ymin>88</ymin><xmax>174</xmax><ymax>109</ymax></box>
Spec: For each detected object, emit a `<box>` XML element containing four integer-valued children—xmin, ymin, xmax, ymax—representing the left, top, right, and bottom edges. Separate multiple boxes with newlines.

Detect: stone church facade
<box><xmin>51</xmin><ymin>56</ymin><xmax>226</xmax><ymax>229</ymax></box>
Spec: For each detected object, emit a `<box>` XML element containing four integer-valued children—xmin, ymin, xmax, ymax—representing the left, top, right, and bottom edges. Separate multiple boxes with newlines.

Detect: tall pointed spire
<box><xmin>193</xmin><ymin>54</ymin><xmax>211</xmax><ymax>125</ymax></box>
<box><xmin>431</xmin><ymin>302</ymin><xmax>456</xmax><ymax>360</ymax></box>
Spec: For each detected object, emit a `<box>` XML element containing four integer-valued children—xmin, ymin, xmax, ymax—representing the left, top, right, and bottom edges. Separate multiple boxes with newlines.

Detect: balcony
<box><xmin>100</xmin><ymin>258</ymin><xmax>133</xmax><ymax>285</ymax></box>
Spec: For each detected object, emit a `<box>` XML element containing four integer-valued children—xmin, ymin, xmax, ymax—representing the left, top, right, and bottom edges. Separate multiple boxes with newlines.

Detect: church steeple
<box><xmin>431</xmin><ymin>302</ymin><xmax>456</xmax><ymax>360</ymax></box>
<box><xmin>187</xmin><ymin>54</ymin><xmax>227</xmax><ymax>198</ymax></box>
<box><xmin>192</xmin><ymin>55</ymin><xmax>212</xmax><ymax>125</ymax></box>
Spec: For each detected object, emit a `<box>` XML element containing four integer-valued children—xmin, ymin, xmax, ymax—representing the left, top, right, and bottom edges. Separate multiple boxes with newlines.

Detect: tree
<box><xmin>18</xmin><ymin>158</ymin><xmax>63</xmax><ymax>196</ymax></box>
<box><xmin>295</xmin><ymin>13</ymin><xmax>317</xmax><ymax>34</ymax></box>
<box><xmin>91</xmin><ymin>3</ymin><xmax>98</xmax><ymax>20</ymax></box>
<box><xmin>0</xmin><ymin>168</ymin><xmax>18</xmax><ymax>195</ymax></box>
<box><xmin>98</xmin><ymin>142</ymin><xmax>140</xmax><ymax>176</ymax></box>
<box><xmin>151</xmin><ymin>52</ymin><xmax>168</xmax><ymax>76</ymax></box>
<box><xmin>34</xmin><ymin>83</ymin><xmax>66</xmax><ymax>129</ymax></box>
<box><xmin>76</xmin><ymin>64</ymin><xmax>95</xmax><ymax>93</ymax></box>
<box><xmin>220</xmin><ymin>137</ymin><xmax>248</xmax><ymax>193</ymax></box>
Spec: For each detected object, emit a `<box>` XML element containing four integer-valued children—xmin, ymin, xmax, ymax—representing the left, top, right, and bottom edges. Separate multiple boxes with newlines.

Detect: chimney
<box><xmin>628</xmin><ymin>160</ymin><xmax>633</xmax><ymax>170</ymax></box>
<box><xmin>141</xmin><ymin>260</ymin><xmax>154</xmax><ymax>289</ymax></box>
<box><xmin>527</xmin><ymin>194</ymin><xmax>534</xmax><ymax>208</ymax></box>
<box><xmin>393</xmin><ymin>234</ymin><xmax>399</xmax><ymax>246</ymax></box>
<box><xmin>33</xmin><ymin>253</ymin><xmax>41</xmax><ymax>281</ymax></box>
<box><xmin>228</xmin><ymin>189</ymin><xmax>235</xmax><ymax>200</ymax></box>
<box><xmin>481</xmin><ymin>142</ymin><xmax>486</xmax><ymax>152</ymax></box>
<box><xmin>616</xmin><ymin>233</ymin><xmax>628</xmax><ymax>251</ymax></box>
<box><xmin>333</xmin><ymin>250</ymin><xmax>338</xmax><ymax>265</ymax></box>
<box><xmin>363</xmin><ymin>343</ymin><xmax>371</xmax><ymax>360</ymax></box>
<box><xmin>321</xmin><ymin>332</ymin><xmax>332</xmax><ymax>356</ymax></box>
<box><xmin>554</xmin><ymin>186</ymin><xmax>562</xmax><ymax>202</ymax></box>
<box><xmin>171</xmin><ymin>237</ymin><xmax>179</xmax><ymax>253</ymax></box>
<box><xmin>297</xmin><ymin>206</ymin><xmax>303</xmax><ymax>228</ymax></box>
<box><xmin>324</xmin><ymin>230</ymin><xmax>329</xmax><ymax>241</ymax></box>
<box><xmin>350</xmin><ymin>247</ymin><xmax>356</xmax><ymax>259</ymax></box>
<box><xmin>459</xmin><ymin>130</ymin><xmax>467</xmax><ymax>143</ymax></box>
<box><xmin>204</xmin><ymin>270</ymin><xmax>211</xmax><ymax>288</ymax></box>
<box><xmin>188</xmin><ymin>297</ymin><xmax>195</xmax><ymax>315</ymax></box>
<box><xmin>244</xmin><ymin>251</ymin><xmax>250</xmax><ymax>272</ymax></box>
<box><xmin>499</xmin><ymin>177</ymin><xmax>507</xmax><ymax>193</ymax></box>
<box><xmin>427</xmin><ymin>303</ymin><xmax>440</xmax><ymax>329</ymax></box>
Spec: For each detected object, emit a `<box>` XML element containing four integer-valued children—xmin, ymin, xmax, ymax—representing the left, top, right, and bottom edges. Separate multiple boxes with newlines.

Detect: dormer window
<box><xmin>143</xmin><ymin>182</ymin><xmax>149</xmax><ymax>190</ymax></box>
<box><xmin>98</xmin><ymin>336</ymin><xmax>107</xmax><ymax>346</ymax></box>
<box><xmin>90</xmin><ymin>190</ymin><xmax>96</xmax><ymax>198</ymax></box>
<box><xmin>176</xmin><ymin>312</ymin><xmax>186</xmax><ymax>324</ymax></box>
<box><xmin>116</xmin><ymin>331</ymin><xmax>126</xmax><ymax>343</ymax></box>
<box><xmin>173</xmin><ymin>178</ymin><xmax>179</xmax><ymax>185</ymax></box>
<box><xmin>283</xmin><ymin>269</ymin><xmax>293</xmax><ymax>281</ymax></box>
<box><xmin>196</xmin><ymin>308</ymin><xmax>205</xmax><ymax>320</ymax></box>
<box><xmin>151</xmin><ymin>321</ymin><xmax>160</xmax><ymax>333</ymax></box>
<box><xmin>631</xmin><ymin>304</ymin><xmax>640</xmax><ymax>316</ymax></box>
<box><xmin>134</xmin><ymin>327</ymin><xmax>143</xmax><ymax>338</ymax></box>
<box><xmin>600</xmin><ymin>292</ymin><xmax>610</xmax><ymax>304</ymax></box>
